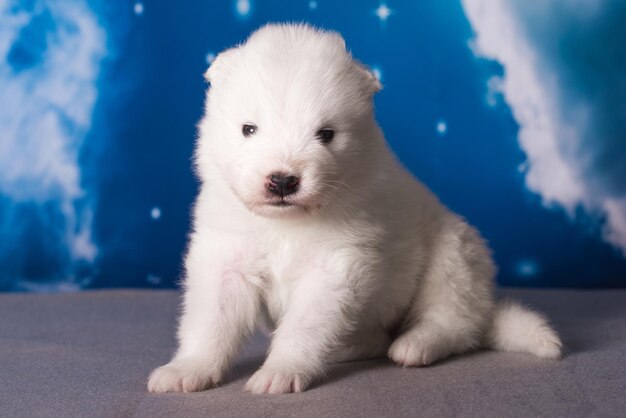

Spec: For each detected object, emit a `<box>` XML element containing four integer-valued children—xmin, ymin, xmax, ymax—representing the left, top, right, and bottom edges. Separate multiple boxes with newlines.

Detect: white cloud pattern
<box><xmin>0</xmin><ymin>0</ymin><xmax>106</xmax><ymax>288</ymax></box>
<box><xmin>462</xmin><ymin>0</ymin><xmax>626</xmax><ymax>255</ymax></box>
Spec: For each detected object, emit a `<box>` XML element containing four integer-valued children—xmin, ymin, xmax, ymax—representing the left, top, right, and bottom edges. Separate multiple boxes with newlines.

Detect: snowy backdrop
<box><xmin>1</xmin><ymin>0</ymin><xmax>625</xmax><ymax>291</ymax></box>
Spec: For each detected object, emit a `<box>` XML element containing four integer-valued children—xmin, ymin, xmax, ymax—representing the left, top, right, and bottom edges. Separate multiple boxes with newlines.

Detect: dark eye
<box><xmin>317</xmin><ymin>128</ymin><xmax>334</xmax><ymax>144</ymax></box>
<box><xmin>242</xmin><ymin>124</ymin><xmax>257</xmax><ymax>137</ymax></box>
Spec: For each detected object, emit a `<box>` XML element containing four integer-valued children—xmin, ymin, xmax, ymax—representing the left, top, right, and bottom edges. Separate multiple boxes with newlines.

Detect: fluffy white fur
<box><xmin>148</xmin><ymin>24</ymin><xmax>562</xmax><ymax>395</ymax></box>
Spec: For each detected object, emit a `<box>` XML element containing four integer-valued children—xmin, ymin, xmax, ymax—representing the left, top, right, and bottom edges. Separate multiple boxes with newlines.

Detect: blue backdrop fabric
<box><xmin>1</xmin><ymin>0</ymin><xmax>625</xmax><ymax>291</ymax></box>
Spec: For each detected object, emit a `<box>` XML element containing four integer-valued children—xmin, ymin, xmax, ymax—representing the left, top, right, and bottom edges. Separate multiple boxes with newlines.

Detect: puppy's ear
<box><xmin>204</xmin><ymin>47</ymin><xmax>239</xmax><ymax>84</ymax></box>
<box><xmin>353</xmin><ymin>61</ymin><xmax>382</xmax><ymax>96</ymax></box>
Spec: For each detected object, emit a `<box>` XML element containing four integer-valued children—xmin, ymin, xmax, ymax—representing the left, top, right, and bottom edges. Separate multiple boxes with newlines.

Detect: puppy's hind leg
<box><xmin>388</xmin><ymin>218</ymin><xmax>496</xmax><ymax>367</ymax></box>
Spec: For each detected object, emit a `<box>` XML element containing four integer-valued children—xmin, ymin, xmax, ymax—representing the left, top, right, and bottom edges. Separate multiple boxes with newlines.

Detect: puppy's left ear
<box><xmin>353</xmin><ymin>61</ymin><xmax>382</xmax><ymax>96</ymax></box>
<box><xmin>204</xmin><ymin>47</ymin><xmax>239</xmax><ymax>84</ymax></box>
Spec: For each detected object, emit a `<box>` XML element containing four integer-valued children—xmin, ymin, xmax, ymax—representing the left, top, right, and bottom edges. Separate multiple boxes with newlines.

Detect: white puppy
<box><xmin>148</xmin><ymin>24</ymin><xmax>562</xmax><ymax>394</ymax></box>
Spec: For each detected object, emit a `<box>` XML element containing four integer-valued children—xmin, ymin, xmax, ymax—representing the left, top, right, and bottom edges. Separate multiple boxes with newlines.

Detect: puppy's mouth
<box><xmin>260</xmin><ymin>196</ymin><xmax>309</xmax><ymax>213</ymax></box>
<box><xmin>270</xmin><ymin>201</ymin><xmax>294</xmax><ymax>207</ymax></box>
<box><xmin>247</xmin><ymin>196</ymin><xmax>316</xmax><ymax>218</ymax></box>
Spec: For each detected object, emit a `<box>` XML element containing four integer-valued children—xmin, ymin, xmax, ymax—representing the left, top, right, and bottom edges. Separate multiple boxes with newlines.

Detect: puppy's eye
<box><xmin>316</xmin><ymin>128</ymin><xmax>334</xmax><ymax>144</ymax></box>
<box><xmin>242</xmin><ymin>124</ymin><xmax>257</xmax><ymax>137</ymax></box>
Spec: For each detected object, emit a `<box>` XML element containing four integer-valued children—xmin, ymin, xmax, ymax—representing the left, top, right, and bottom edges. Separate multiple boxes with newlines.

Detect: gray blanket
<box><xmin>1</xmin><ymin>289</ymin><xmax>624</xmax><ymax>417</ymax></box>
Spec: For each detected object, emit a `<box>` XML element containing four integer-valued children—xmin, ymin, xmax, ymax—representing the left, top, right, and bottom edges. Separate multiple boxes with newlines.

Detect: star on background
<box><xmin>371</xmin><ymin>66</ymin><xmax>383</xmax><ymax>82</ymax></box>
<box><xmin>515</xmin><ymin>259</ymin><xmax>539</xmax><ymax>278</ymax></box>
<box><xmin>150</xmin><ymin>207</ymin><xmax>161</xmax><ymax>220</ymax></box>
<box><xmin>436</xmin><ymin>120</ymin><xmax>447</xmax><ymax>136</ymax></box>
<box><xmin>374</xmin><ymin>3</ymin><xmax>394</xmax><ymax>26</ymax></box>
<box><xmin>236</xmin><ymin>0</ymin><xmax>251</xmax><ymax>18</ymax></box>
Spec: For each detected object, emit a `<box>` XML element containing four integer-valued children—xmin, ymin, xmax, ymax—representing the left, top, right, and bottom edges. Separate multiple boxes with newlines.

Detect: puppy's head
<box><xmin>197</xmin><ymin>24</ymin><xmax>382</xmax><ymax>218</ymax></box>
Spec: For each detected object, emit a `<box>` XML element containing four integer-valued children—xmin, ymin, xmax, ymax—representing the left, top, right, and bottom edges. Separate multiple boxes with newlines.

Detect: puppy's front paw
<box><xmin>388</xmin><ymin>332</ymin><xmax>447</xmax><ymax>367</ymax></box>
<box><xmin>244</xmin><ymin>365</ymin><xmax>311</xmax><ymax>394</ymax></box>
<box><xmin>147</xmin><ymin>358</ymin><xmax>221</xmax><ymax>393</ymax></box>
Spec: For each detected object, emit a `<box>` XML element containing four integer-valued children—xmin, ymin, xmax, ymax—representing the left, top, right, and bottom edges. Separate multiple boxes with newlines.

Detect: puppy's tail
<box><xmin>486</xmin><ymin>301</ymin><xmax>562</xmax><ymax>359</ymax></box>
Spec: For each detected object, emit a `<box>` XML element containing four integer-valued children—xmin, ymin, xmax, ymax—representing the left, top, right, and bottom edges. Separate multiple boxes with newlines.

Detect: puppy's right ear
<box><xmin>204</xmin><ymin>47</ymin><xmax>239</xmax><ymax>84</ymax></box>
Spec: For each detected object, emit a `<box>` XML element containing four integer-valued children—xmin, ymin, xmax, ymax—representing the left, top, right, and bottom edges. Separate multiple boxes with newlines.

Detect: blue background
<box><xmin>2</xmin><ymin>0</ymin><xmax>625</xmax><ymax>291</ymax></box>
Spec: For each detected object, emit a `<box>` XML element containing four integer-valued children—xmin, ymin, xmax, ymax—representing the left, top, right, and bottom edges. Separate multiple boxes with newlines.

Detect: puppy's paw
<box><xmin>388</xmin><ymin>331</ymin><xmax>448</xmax><ymax>367</ymax></box>
<box><xmin>244</xmin><ymin>365</ymin><xmax>311</xmax><ymax>395</ymax></box>
<box><xmin>147</xmin><ymin>358</ymin><xmax>221</xmax><ymax>393</ymax></box>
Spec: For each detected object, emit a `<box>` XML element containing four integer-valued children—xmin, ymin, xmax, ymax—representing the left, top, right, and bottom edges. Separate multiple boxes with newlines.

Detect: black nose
<box><xmin>268</xmin><ymin>173</ymin><xmax>299</xmax><ymax>197</ymax></box>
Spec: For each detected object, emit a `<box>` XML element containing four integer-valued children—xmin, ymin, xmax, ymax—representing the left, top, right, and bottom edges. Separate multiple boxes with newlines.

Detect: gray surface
<box><xmin>1</xmin><ymin>289</ymin><xmax>625</xmax><ymax>417</ymax></box>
